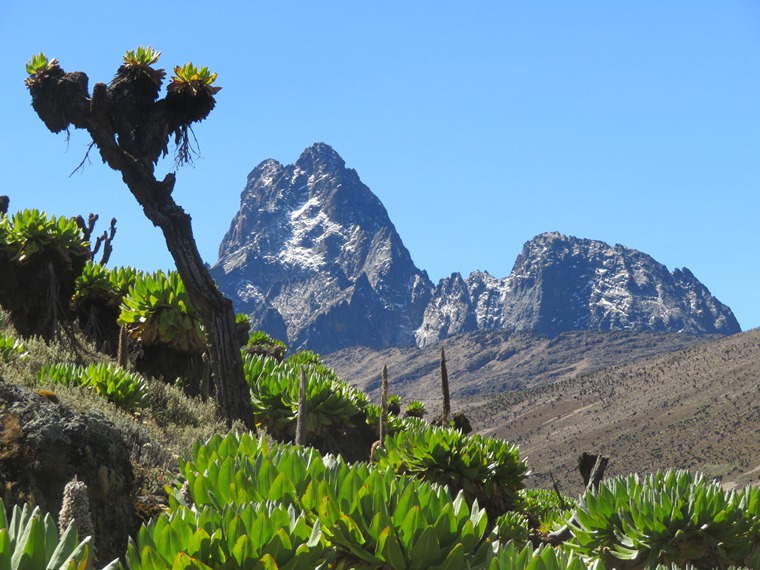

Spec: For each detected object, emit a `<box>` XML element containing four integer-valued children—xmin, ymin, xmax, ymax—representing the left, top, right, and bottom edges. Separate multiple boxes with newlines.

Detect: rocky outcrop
<box><xmin>212</xmin><ymin>143</ymin><xmax>433</xmax><ymax>354</ymax></box>
<box><xmin>416</xmin><ymin>232</ymin><xmax>740</xmax><ymax>344</ymax></box>
<box><xmin>0</xmin><ymin>380</ymin><xmax>135</xmax><ymax>563</ymax></box>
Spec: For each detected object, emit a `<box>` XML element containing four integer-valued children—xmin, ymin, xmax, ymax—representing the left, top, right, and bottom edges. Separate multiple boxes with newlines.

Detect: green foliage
<box><xmin>123</xmin><ymin>46</ymin><xmax>161</xmax><ymax>67</ymax></box>
<box><xmin>482</xmin><ymin>541</ymin><xmax>602</xmax><ymax>570</ymax></box>
<box><xmin>387</xmin><ymin>394</ymin><xmax>402</xmax><ymax>414</ymax></box>
<box><xmin>403</xmin><ymin>400</ymin><xmax>427</xmax><ymax>418</ymax></box>
<box><xmin>72</xmin><ymin>261</ymin><xmax>121</xmax><ymax>309</ymax></box>
<box><xmin>24</xmin><ymin>52</ymin><xmax>58</xmax><ymax>75</ymax></box>
<box><xmin>0</xmin><ymin>334</ymin><xmax>26</xmax><ymax>363</ymax></box>
<box><xmin>489</xmin><ymin>511</ymin><xmax>530</xmax><ymax>548</ymax></box>
<box><xmin>246</xmin><ymin>330</ymin><xmax>286</xmax><ymax>360</ymax></box>
<box><xmin>519</xmin><ymin>488</ymin><xmax>575</xmax><ymax>532</ymax></box>
<box><xmin>565</xmin><ymin>470</ymin><xmax>760</xmax><ymax>569</ymax></box>
<box><xmin>244</xmin><ymin>354</ymin><xmax>368</xmax><ymax>440</ymax></box>
<box><xmin>374</xmin><ymin>426</ymin><xmax>528</xmax><ymax>516</ymax></box>
<box><xmin>124</xmin><ymin>502</ymin><xmax>327</xmax><ymax>570</ymax></box>
<box><xmin>285</xmin><ymin>350</ymin><xmax>323</xmax><ymax>368</ymax></box>
<box><xmin>118</xmin><ymin>270</ymin><xmax>205</xmax><ymax>353</ymax></box>
<box><xmin>173</xmin><ymin>432</ymin><xmax>493</xmax><ymax>569</ymax></box>
<box><xmin>0</xmin><ymin>209</ymin><xmax>89</xmax><ymax>263</ymax></box>
<box><xmin>0</xmin><ymin>500</ymin><xmax>96</xmax><ymax>570</ymax></box>
<box><xmin>41</xmin><ymin>362</ymin><xmax>148</xmax><ymax>411</ymax></box>
<box><xmin>171</xmin><ymin>64</ymin><xmax>221</xmax><ymax>93</ymax></box>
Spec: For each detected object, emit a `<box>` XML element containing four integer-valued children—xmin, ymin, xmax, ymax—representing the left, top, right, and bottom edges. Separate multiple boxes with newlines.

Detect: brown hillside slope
<box><xmin>325</xmin><ymin>330</ymin><xmax>716</xmax><ymax>411</ymax></box>
<box><xmin>467</xmin><ymin>328</ymin><xmax>760</xmax><ymax>494</ymax></box>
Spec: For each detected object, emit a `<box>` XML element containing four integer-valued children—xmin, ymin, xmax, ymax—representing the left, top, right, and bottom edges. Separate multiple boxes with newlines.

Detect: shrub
<box><xmin>404</xmin><ymin>400</ymin><xmax>427</xmax><ymax>418</ymax></box>
<box><xmin>374</xmin><ymin>425</ymin><xmax>528</xmax><ymax>517</ymax></box>
<box><xmin>118</xmin><ymin>270</ymin><xmax>205</xmax><ymax>353</ymax></box>
<box><xmin>40</xmin><ymin>362</ymin><xmax>148</xmax><ymax>411</ymax></box>
<box><xmin>244</xmin><ymin>354</ymin><xmax>369</xmax><ymax>442</ymax></box>
<box><xmin>0</xmin><ymin>334</ymin><xmax>26</xmax><ymax>363</ymax></box>
<box><xmin>565</xmin><ymin>470</ymin><xmax>760</xmax><ymax>569</ymax></box>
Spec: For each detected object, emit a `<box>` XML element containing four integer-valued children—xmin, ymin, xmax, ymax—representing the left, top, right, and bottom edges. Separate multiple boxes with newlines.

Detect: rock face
<box><xmin>0</xmin><ymin>381</ymin><xmax>135</xmax><ymax>564</ymax></box>
<box><xmin>214</xmin><ymin>144</ymin><xmax>740</xmax><ymax>353</ymax></box>
<box><xmin>415</xmin><ymin>232</ymin><xmax>741</xmax><ymax>345</ymax></box>
<box><xmin>212</xmin><ymin>143</ymin><xmax>433</xmax><ymax>354</ymax></box>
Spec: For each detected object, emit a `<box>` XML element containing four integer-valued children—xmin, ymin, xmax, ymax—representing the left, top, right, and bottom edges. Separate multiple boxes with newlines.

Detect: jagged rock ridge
<box><xmin>213</xmin><ymin>144</ymin><xmax>740</xmax><ymax>353</ymax></box>
<box><xmin>415</xmin><ymin>232</ymin><xmax>741</xmax><ymax>345</ymax></box>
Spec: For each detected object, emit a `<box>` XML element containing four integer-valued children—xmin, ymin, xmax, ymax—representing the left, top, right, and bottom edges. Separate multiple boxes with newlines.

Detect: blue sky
<box><xmin>1</xmin><ymin>2</ymin><xmax>759</xmax><ymax>330</ymax></box>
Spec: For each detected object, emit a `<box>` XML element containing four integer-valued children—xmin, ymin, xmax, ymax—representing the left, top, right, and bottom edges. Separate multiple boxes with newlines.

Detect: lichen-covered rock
<box><xmin>0</xmin><ymin>380</ymin><xmax>134</xmax><ymax>563</ymax></box>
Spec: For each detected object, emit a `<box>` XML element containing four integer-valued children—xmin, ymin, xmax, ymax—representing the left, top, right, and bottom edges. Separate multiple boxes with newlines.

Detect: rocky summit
<box><xmin>211</xmin><ymin>143</ymin><xmax>433</xmax><ymax>354</ymax></box>
<box><xmin>212</xmin><ymin>144</ymin><xmax>740</xmax><ymax>353</ymax></box>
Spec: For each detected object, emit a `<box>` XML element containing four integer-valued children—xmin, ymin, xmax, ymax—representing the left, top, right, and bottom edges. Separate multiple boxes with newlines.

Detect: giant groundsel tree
<box><xmin>24</xmin><ymin>48</ymin><xmax>253</xmax><ymax>428</ymax></box>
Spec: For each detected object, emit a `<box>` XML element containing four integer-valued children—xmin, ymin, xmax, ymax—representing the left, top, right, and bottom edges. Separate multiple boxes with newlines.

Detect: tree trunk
<box><xmin>84</xmin><ymin>83</ymin><xmax>254</xmax><ymax>429</ymax></box>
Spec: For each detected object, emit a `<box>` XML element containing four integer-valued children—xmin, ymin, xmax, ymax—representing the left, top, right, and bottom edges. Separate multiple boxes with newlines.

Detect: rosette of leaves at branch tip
<box><xmin>166</xmin><ymin>63</ymin><xmax>221</xmax><ymax>164</ymax></box>
<box><xmin>403</xmin><ymin>400</ymin><xmax>427</xmax><ymax>418</ymax></box>
<box><xmin>24</xmin><ymin>53</ymin><xmax>89</xmax><ymax>133</ymax></box>
<box><xmin>73</xmin><ymin>263</ymin><xmax>142</xmax><ymax>350</ymax></box>
<box><xmin>0</xmin><ymin>499</ymin><xmax>97</xmax><ymax>570</ymax></box>
<box><xmin>118</xmin><ymin>270</ymin><xmax>205</xmax><ymax>353</ymax></box>
<box><xmin>246</xmin><ymin>329</ymin><xmax>286</xmax><ymax>360</ymax></box>
<box><xmin>40</xmin><ymin>362</ymin><xmax>148</xmax><ymax>411</ymax></box>
<box><xmin>244</xmin><ymin>353</ymin><xmax>369</xmax><ymax>443</ymax></box>
<box><xmin>374</xmin><ymin>425</ymin><xmax>528</xmax><ymax>518</ymax></box>
<box><xmin>0</xmin><ymin>333</ymin><xmax>27</xmax><ymax>363</ymax></box>
<box><xmin>0</xmin><ymin>210</ymin><xmax>89</xmax><ymax>339</ymax></box>
<box><xmin>488</xmin><ymin>511</ymin><xmax>530</xmax><ymax>549</ymax></box>
<box><xmin>0</xmin><ymin>209</ymin><xmax>89</xmax><ymax>265</ymax></box>
<box><xmin>565</xmin><ymin>469</ymin><xmax>760</xmax><ymax>570</ymax></box>
<box><xmin>121</xmin><ymin>502</ymin><xmax>329</xmax><ymax>570</ymax></box>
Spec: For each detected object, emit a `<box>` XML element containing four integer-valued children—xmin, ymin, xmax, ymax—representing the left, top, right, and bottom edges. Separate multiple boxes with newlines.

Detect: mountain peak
<box><xmin>295</xmin><ymin>142</ymin><xmax>346</xmax><ymax>175</ymax></box>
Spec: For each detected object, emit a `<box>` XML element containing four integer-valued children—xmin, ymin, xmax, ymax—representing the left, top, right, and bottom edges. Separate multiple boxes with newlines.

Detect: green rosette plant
<box><xmin>173</xmin><ymin>432</ymin><xmax>493</xmax><ymax>569</ymax></box>
<box><xmin>565</xmin><ymin>470</ymin><xmax>760</xmax><ymax>569</ymax></box>
<box><xmin>404</xmin><ymin>400</ymin><xmax>427</xmax><ymax>418</ymax></box>
<box><xmin>40</xmin><ymin>362</ymin><xmax>148</xmax><ymax>411</ymax></box>
<box><xmin>246</xmin><ymin>330</ymin><xmax>287</xmax><ymax>360</ymax></box>
<box><xmin>482</xmin><ymin>541</ymin><xmax>603</xmax><ymax>570</ymax></box>
<box><xmin>124</xmin><ymin>501</ymin><xmax>328</xmax><ymax>570</ymax></box>
<box><xmin>244</xmin><ymin>354</ymin><xmax>369</xmax><ymax>442</ymax></box>
<box><xmin>0</xmin><ymin>210</ymin><xmax>89</xmax><ymax>339</ymax></box>
<box><xmin>0</xmin><ymin>334</ymin><xmax>27</xmax><ymax>363</ymax></box>
<box><xmin>374</xmin><ymin>425</ymin><xmax>528</xmax><ymax>518</ymax></box>
<box><xmin>0</xmin><ymin>500</ymin><xmax>97</xmax><ymax>570</ymax></box>
<box><xmin>519</xmin><ymin>488</ymin><xmax>576</xmax><ymax>534</ymax></box>
<box><xmin>118</xmin><ymin>270</ymin><xmax>205</xmax><ymax>353</ymax></box>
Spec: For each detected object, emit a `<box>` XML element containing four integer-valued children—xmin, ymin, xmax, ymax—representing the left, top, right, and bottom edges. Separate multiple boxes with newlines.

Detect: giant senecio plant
<box><xmin>24</xmin><ymin>48</ymin><xmax>252</xmax><ymax>428</ymax></box>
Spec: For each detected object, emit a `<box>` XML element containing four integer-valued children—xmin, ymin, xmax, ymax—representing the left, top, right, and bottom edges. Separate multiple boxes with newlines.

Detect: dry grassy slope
<box><xmin>467</xmin><ymin>328</ymin><xmax>760</xmax><ymax>494</ymax></box>
<box><xmin>325</xmin><ymin>330</ymin><xmax>715</xmax><ymax>411</ymax></box>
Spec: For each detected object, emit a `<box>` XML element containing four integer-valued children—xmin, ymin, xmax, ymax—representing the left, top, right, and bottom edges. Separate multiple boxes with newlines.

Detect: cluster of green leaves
<box><xmin>244</xmin><ymin>354</ymin><xmax>369</xmax><ymax>440</ymax></box>
<box><xmin>482</xmin><ymin>541</ymin><xmax>601</xmax><ymax>570</ymax></box>
<box><xmin>0</xmin><ymin>500</ymin><xmax>95</xmax><ymax>570</ymax></box>
<box><xmin>519</xmin><ymin>488</ymin><xmax>576</xmax><ymax>533</ymax></box>
<box><xmin>40</xmin><ymin>362</ymin><xmax>147</xmax><ymax>411</ymax></box>
<box><xmin>123</xmin><ymin>46</ymin><xmax>161</xmax><ymax>67</ymax></box>
<box><xmin>246</xmin><ymin>331</ymin><xmax>287</xmax><ymax>360</ymax></box>
<box><xmin>24</xmin><ymin>52</ymin><xmax>58</xmax><ymax>75</ymax></box>
<box><xmin>374</xmin><ymin>426</ymin><xmax>528</xmax><ymax>516</ymax></box>
<box><xmin>118</xmin><ymin>270</ymin><xmax>205</xmax><ymax>353</ymax></box>
<box><xmin>73</xmin><ymin>262</ymin><xmax>139</xmax><ymax>308</ymax></box>
<box><xmin>566</xmin><ymin>469</ymin><xmax>760</xmax><ymax>569</ymax></box>
<box><xmin>0</xmin><ymin>334</ymin><xmax>26</xmax><ymax>363</ymax></box>
<box><xmin>404</xmin><ymin>400</ymin><xmax>427</xmax><ymax>418</ymax></box>
<box><xmin>122</xmin><ymin>502</ymin><xmax>327</xmax><ymax>570</ymax></box>
<box><xmin>172</xmin><ymin>64</ymin><xmax>219</xmax><ymax>87</ymax></box>
<box><xmin>170</xmin><ymin>432</ymin><xmax>498</xmax><ymax>569</ymax></box>
<box><xmin>0</xmin><ymin>210</ymin><xmax>89</xmax><ymax>263</ymax></box>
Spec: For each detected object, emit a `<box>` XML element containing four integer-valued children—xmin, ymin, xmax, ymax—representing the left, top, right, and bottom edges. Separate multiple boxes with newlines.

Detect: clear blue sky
<box><xmin>2</xmin><ymin>2</ymin><xmax>759</xmax><ymax>330</ymax></box>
